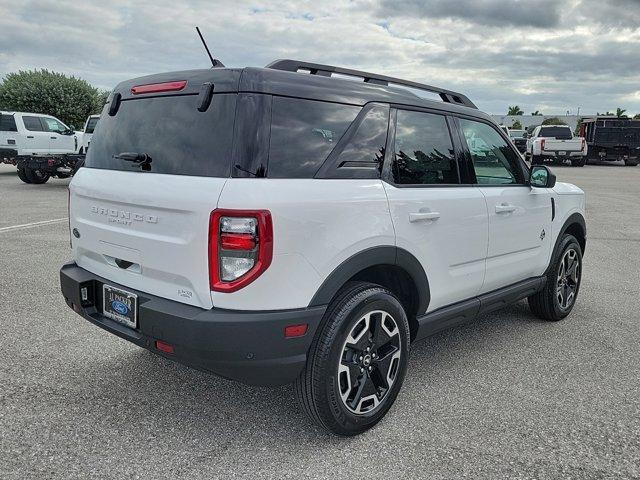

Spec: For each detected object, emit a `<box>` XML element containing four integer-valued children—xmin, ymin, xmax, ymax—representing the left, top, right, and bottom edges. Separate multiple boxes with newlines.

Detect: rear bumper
<box><xmin>540</xmin><ymin>151</ymin><xmax>584</xmax><ymax>158</ymax></box>
<box><xmin>60</xmin><ymin>262</ymin><xmax>325</xmax><ymax>386</ymax></box>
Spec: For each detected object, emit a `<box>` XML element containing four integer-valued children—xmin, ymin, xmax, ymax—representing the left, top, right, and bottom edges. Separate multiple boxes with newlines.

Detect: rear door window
<box><xmin>391</xmin><ymin>109</ymin><xmax>458</xmax><ymax>185</ymax></box>
<box><xmin>86</xmin><ymin>94</ymin><xmax>236</xmax><ymax>177</ymax></box>
<box><xmin>268</xmin><ymin>97</ymin><xmax>360</xmax><ymax>178</ymax></box>
<box><xmin>22</xmin><ymin>116</ymin><xmax>44</xmax><ymax>131</ymax></box>
<box><xmin>85</xmin><ymin>117</ymin><xmax>99</xmax><ymax>134</ymax></box>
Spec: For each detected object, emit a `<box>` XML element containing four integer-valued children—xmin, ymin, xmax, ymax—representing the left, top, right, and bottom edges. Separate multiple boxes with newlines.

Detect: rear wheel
<box><xmin>17</xmin><ymin>167</ymin><xmax>32</xmax><ymax>183</ymax></box>
<box><xmin>571</xmin><ymin>157</ymin><xmax>586</xmax><ymax>167</ymax></box>
<box><xmin>624</xmin><ymin>158</ymin><xmax>638</xmax><ymax>166</ymax></box>
<box><xmin>25</xmin><ymin>168</ymin><xmax>50</xmax><ymax>184</ymax></box>
<box><xmin>528</xmin><ymin>234</ymin><xmax>582</xmax><ymax>321</ymax></box>
<box><xmin>531</xmin><ymin>155</ymin><xmax>543</xmax><ymax>165</ymax></box>
<box><xmin>295</xmin><ymin>282</ymin><xmax>410</xmax><ymax>436</ymax></box>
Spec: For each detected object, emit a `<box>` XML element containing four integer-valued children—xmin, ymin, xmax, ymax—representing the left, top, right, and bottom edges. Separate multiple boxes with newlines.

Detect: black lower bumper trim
<box><xmin>60</xmin><ymin>263</ymin><xmax>325</xmax><ymax>386</ymax></box>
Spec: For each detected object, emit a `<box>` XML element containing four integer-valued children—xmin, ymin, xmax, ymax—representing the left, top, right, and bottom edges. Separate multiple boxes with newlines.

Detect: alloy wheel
<box><xmin>337</xmin><ymin>310</ymin><xmax>402</xmax><ymax>415</ymax></box>
<box><xmin>557</xmin><ymin>248</ymin><xmax>580</xmax><ymax>310</ymax></box>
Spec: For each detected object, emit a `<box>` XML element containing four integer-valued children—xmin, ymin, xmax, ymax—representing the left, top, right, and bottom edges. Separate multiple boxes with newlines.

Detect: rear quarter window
<box><xmin>1</xmin><ymin>115</ymin><xmax>17</xmax><ymax>132</ymax></box>
<box><xmin>267</xmin><ymin>97</ymin><xmax>361</xmax><ymax>178</ymax></box>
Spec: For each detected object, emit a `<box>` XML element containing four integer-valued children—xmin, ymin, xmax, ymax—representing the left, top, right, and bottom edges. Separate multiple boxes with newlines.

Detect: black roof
<box><xmin>112</xmin><ymin>60</ymin><xmax>489</xmax><ymax>121</ymax></box>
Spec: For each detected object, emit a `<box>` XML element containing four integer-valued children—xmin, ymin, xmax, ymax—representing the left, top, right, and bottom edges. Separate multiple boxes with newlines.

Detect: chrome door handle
<box><xmin>409</xmin><ymin>211</ymin><xmax>441</xmax><ymax>222</ymax></box>
<box><xmin>495</xmin><ymin>204</ymin><xmax>517</xmax><ymax>214</ymax></box>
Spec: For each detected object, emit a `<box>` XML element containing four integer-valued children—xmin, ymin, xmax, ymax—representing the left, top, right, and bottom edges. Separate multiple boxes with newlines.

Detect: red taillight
<box><xmin>540</xmin><ymin>139</ymin><xmax>546</xmax><ymax>151</ymax></box>
<box><xmin>131</xmin><ymin>80</ymin><xmax>187</xmax><ymax>95</ymax></box>
<box><xmin>209</xmin><ymin>209</ymin><xmax>273</xmax><ymax>293</ymax></box>
<box><xmin>582</xmin><ymin>138</ymin><xmax>586</xmax><ymax>150</ymax></box>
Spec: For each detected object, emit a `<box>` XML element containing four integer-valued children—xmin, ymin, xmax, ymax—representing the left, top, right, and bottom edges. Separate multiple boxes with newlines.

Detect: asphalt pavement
<box><xmin>0</xmin><ymin>162</ymin><xmax>638</xmax><ymax>479</ymax></box>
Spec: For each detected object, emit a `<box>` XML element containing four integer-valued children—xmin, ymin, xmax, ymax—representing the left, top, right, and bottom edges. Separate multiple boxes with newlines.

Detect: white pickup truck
<box><xmin>527</xmin><ymin>125</ymin><xmax>587</xmax><ymax>167</ymax></box>
<box><xmin>1</xmin><ymin>111</ymin><xmax>79</xmax><ymax>156</ymax></box>
<box><xmin>77</xmin><ymin>115</ymin><xmax>100</xmax><ymax>153</ymax></box>
<box><xmin>1</xmin><ymin>111</ymin><xmax>83</xmax><ymax>183</ymax></box>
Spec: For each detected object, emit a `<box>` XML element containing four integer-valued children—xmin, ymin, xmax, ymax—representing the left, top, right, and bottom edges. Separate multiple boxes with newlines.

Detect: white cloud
<box><xmin>0</xmin><ymin>0</ymin><xmax>639</xmax><ymax>115</ymax></box>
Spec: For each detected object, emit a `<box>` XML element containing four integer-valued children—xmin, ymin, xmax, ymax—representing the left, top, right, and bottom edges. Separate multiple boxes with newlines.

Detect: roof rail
<box><xmin>266</xmin><ymin>59</ymin><xmax>477</xmax><ymax>109</ymax></box>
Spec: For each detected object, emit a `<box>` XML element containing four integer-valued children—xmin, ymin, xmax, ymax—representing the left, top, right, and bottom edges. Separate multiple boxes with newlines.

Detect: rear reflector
<box><xmin>131</xmin><ymin>80</ymin><xmax>187</xmax><ymax>95</ymax></box>
<box><xmin>285</xmin><ymin>324</ymin><xmax>308</xmax><ymax>338</ymax></box>
<box><xmin>221</xmin><ymin>232</ymin><xmax>257</xmax><ymax>250</ymax></box>
<box><xmin>155</xmin><ymin>340</ymin><xmax>174</xmax><ymax>354</ymax></box>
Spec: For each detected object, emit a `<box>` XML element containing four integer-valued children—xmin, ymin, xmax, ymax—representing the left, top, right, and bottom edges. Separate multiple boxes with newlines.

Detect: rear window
<box><xmin>268</xmin><ymin>97</ymin><xmax>360</xmax><ymax>178</ymax></box>
<box><xmin>1</xmin><ymin>114</ymin><xmax>17</xmax><ymax>132</ymax></box>
<box><xmin>86</xmin><ymin>94</ymin><xmax>236</xmax><ymax>177</ymax></box>
<box><xmin>539</xmin><ymin>126</ymin><xmax>572</xmax><ymax>140</ymax></box>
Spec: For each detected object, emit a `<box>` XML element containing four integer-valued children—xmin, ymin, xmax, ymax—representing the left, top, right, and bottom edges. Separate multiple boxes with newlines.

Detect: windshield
<box><xmin>508</xmin><ymin>130</ymin><xmax>525</xmax><ymax>138</ymax></box>
<box><xmin>86</xmin><ymin>94</ymin><xmax>236</xmax><ymax>177</ymax></box>
<box><xmin>539</xmin><ymin>126</ymin><xmax>572</xmax><ymax>140</ymax></box>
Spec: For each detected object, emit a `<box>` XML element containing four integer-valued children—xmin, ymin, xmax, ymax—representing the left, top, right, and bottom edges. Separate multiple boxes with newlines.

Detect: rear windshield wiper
<box><xmin>113</xmin><ymin>152</ymin><xmax>152</xmax><ymax>171</ymax></box>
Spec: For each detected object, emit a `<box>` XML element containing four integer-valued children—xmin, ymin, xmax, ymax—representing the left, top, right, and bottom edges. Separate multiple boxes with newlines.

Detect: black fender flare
<box><xmin>308</xmin><ymin>246</ymin><xmax>430</xmax><ymax>315</ymax></box>
<box><xmin>547</xmin><ymin>212</ymin><xmax>586</xmax><ymax>273</ymax></box>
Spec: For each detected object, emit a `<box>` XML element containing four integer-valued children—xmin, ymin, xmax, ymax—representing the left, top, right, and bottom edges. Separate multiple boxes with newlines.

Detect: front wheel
<box><xmin>528</xmin><ymin>234</ymin><xmax>582</xmax><ymax>321</ymax></box>
<box><xmin>295</xmin><ymin>282</ymin><xmax>410</xmax><ymax>436</ymax></box>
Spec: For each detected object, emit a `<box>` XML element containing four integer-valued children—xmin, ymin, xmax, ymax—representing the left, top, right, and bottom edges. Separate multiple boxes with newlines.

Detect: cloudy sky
<box><xmin>1</xmin><ymin>0</ymin><xmax>639</xmax><ymax>115</ymax></box>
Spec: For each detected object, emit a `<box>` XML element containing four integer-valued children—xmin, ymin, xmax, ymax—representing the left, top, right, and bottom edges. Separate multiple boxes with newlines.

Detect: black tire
<box><xmin>531</xmin><ymin>155</ymin><xmax>543</xmax><ymax>165</ymax></box>
<box><xmin>25</xmin><ymin>168</ymin><xmax>50</xmax><ymax>184</ymax></box>
<box><xmin>571</xmin><ymin>157</ymin><xmax>586</xmax><ymax>167</ymax></box>
<box><xmin>624</xmin><ymin>158</ymin><xmax>638</xmax><ymax>166</ymax></box>
<box><xmin>528</xmin><ymin>234</ymin><xmax>582</xmax><ymax>321</ymax></box>
<box><xmin>295</xmin><ymin>282</ymin><xmax>410</xmax><ymax>436</ymax></box>
<box><xmin>17</xmin><ymin>167</ymin><xmax>32</xmax><ymax>183</ymax></box>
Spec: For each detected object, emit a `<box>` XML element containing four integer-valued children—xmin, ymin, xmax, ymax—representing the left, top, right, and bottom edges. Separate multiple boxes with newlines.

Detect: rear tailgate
<box><xmin>70</xmin><ymin>70</ymin><xmax>240</xmax><ymax>309</ymax></box>
<box><xmin>544</xmin><ymin>138</ymin><xmax>583</xmax><ymax>152</ymax></box>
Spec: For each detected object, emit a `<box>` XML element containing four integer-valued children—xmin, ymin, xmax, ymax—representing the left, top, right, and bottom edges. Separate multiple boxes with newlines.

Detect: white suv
<box><xmin>60</xmin><ymin>60</ymin><xmax>586</xmax><ymax>436</ymax></box>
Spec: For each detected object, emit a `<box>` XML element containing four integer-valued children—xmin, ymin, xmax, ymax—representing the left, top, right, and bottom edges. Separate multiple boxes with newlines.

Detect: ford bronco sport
<box><xmin>60</xmin><ymin>60</ymin><xmax>586</xmax><ymax>436</ymax></box>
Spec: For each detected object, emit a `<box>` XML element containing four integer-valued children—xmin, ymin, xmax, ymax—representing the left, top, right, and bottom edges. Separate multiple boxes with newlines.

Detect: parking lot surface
<box><xmin>1</xmin><ymin>163</ymin><xmax>639</xmax><ymax>479</ymax></box>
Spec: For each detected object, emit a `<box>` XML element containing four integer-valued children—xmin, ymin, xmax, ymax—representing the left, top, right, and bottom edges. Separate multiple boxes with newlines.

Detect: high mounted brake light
<box><xmin>131</xmin><ymin>80</ymin><xmax>187</xmax><ymax>95</ymax></box>
<box><xmin>209</xmin><ymin>210</ymin><xmax>273</xmax><ymax>292</ymax></box>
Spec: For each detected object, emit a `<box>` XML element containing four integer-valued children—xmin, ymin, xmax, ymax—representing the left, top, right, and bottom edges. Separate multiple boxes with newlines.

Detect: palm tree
<box><xmin>508</xmin><ymin>105</ymin><xmax>524</xmax><ymax>116</ymax></box>
<box><xmin>616</xmin><ymin>107</ymin><xmax>627</xmax><ymax>118</ymax></box>
<box><xmin>531</xmin><ymin>110</ymin><xmax>543</xmax><ymax>116</ymax></box>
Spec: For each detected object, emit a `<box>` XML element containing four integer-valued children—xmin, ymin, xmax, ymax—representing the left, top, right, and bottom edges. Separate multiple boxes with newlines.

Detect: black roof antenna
<box><xmin>196</xmin><ymin>27</ymin><xmax>225</xmax><ymax>68</ymax></box>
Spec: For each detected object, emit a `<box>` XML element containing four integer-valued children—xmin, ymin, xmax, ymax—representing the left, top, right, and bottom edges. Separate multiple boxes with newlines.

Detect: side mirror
<box><xmin>530</xmin><ymin>165</ymin><xmax>556</xmax><ymax>188</ymax></box>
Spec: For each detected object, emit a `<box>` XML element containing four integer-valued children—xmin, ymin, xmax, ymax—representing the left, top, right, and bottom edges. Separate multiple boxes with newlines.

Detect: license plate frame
<box><xmin>102</xmin><ymin>284</ymin><xmax>138</xmax><ymax>329</ymax></box>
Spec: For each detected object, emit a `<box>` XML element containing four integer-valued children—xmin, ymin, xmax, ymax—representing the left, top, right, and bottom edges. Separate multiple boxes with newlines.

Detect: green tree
<box><xmin>512</xmin><ymin>119</ymin><xmax>523</xmax><ymax>130</ymax></box>
<box><xmin>531</xmin><ymin>110</ymin><xmax>543</xmax><ymax>116</ymax></box>
<box><xmin>616</xmin><ymin>107</ymin><xmax>627</xmax><ymax>118</ymax></box>
<box><xmin>634</xmin><ymin>114</ymin><xmax>640</xmax><ymax>120</ymax></box>
<box><xmin>541</xmin><ymin>117</ymin><xmax>567</xmax><ymax>126</ymax></box>
<box><xmin>508</xmin><ymin>105</ymin><xmax>524</xmax><ymax>116</ymax></box>
<box><xmin>0</xmin><ymin>69</ymin><xmax>106</xmax><ymax>128</ymax></box>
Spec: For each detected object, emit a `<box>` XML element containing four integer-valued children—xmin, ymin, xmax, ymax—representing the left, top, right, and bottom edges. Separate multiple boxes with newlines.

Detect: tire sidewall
<box><xmin>315</xmin><ymin>289</ymin><xmax>410</xmax><ymax>435</ymax></box>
